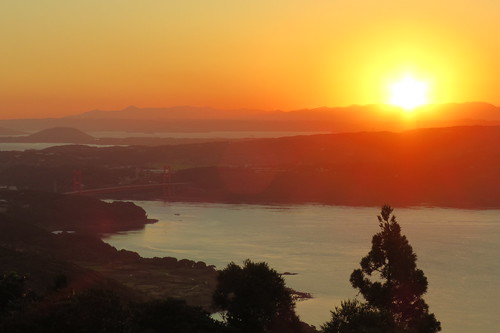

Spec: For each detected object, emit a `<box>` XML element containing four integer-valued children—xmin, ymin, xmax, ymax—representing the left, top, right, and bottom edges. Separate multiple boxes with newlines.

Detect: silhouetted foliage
<box><xmin>1</xmin><ymin>286</ymin><xmax>228</xmax><ymax>333</ymax></box>
<box><xmin>213</xmin><ymin>259</ymin><xmax>302</xmax><ymax>333</ymax></box>
<box><xmin>0</xmin><ymin>272</ymin><xmax>29</xmax><ymax>316</ymax></box>
<box><xmin>56</xmin><ymin>289</ymin><xmax>127</xmax><ymax>332</ymax></box>
<box><xmin>51</xmin><ymin>273</ymin><xmax>68</xmax><ymax>291</ymax></box>
<box><xmin>1</xmin><ymin>289</ymin><xmax>128</xmax><ymax>333</ymax></box>
<box><xmin>321</xmin><ymin>299</ymin><xmax>394</xmax><ymax>333</ymax></box>
<box><xmin>131</xmin><ymin>298</ymin><xmax>226</xmax><ymax>333</ymax></box>
<box><xmin>349</xmin><ymin>205</ymin><xmax>441</xmax><ymax>332</ymax></box>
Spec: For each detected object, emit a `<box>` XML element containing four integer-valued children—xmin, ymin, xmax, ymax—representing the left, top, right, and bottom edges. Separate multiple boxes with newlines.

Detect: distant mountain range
<box><xmin>0</xmin><ymin>102</ymin><xmax>499</xmax><ymax>135</ymax></box>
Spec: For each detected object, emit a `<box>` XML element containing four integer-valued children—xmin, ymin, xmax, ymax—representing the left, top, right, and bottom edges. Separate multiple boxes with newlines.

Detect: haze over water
<box><xmin>104</xmin><ymin>201</ymin><xmax>500</xmax><ymax>332</ymax></box>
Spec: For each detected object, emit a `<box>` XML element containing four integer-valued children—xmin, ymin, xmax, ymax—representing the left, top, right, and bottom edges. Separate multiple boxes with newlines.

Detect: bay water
<box><xmin>103</xmin><ymin>201</ymin><xmax>500</xmax><ymax>332</ymax></box>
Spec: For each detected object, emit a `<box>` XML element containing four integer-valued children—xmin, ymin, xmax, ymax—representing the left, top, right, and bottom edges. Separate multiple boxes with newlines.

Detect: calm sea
<box><xmin>0</xmin><ymin>131</ymin><xmax>330</xmax><ymax>152</ymax></box>
<box><xmin>0</xmin><ymin>143</ymin><xmax>72</xmax><ymax>151</ymax></box>
<box><xmin>104</xmin><ymin>202</ymin><xmax>499</xmax><ymax>332</ymax></box>
<box><xmin>0</xmin><ymin>143</ymin><xmax>116</xmax><ymax>151</ymax></box>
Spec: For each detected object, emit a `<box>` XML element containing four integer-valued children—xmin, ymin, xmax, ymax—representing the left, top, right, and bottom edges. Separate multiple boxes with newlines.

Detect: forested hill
<box><xmin>1</xmin><ymin>125</ymin><xmax>500</xmax><ymax>208</ymax></box>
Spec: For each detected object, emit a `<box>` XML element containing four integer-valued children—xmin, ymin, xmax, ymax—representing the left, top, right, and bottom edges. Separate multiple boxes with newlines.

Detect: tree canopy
<box><xmin>321</xmin><ymin>299</ymin><xmax>394</xmax><ymax>333</ymax></box>
<box><xmin>213</xmin><ymin>259</ymin><xmax>302</xmax><ymax>333</ymax></box>
<box><xmin>349</xmin><ymin>205</ymin><xmax>441</xmax><ymax>332</ymax></box>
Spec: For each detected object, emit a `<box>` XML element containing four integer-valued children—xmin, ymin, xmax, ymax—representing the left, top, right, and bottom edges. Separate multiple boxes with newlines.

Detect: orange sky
<box><xmin>1</xmin><ymin>1</ymin><xmax>499</xmax><ymax>119</ymax></box>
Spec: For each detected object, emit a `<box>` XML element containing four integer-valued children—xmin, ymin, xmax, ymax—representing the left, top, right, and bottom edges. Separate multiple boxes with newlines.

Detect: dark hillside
<box><xmin>1</xmin><ymin>126</ymin><xmax>500</xmax><ymax>207</ymax></box>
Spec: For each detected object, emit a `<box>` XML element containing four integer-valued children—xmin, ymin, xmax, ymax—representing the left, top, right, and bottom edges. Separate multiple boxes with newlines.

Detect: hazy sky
<box><xmin>1</xmin><ymin>1</ymin><xmax>499</xmax><ymax>118</ymax></box>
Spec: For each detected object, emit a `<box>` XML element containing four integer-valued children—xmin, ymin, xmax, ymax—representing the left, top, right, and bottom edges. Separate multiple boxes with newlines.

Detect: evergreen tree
<box><xmin>213</xmin><ymin>259</ymin><xmax>302</xmax><ymax>333</ymax></box>
<box><xmin>349</xmin><ymin>205</ymin><xmax>440</xmax><ymax>332</ymax></box>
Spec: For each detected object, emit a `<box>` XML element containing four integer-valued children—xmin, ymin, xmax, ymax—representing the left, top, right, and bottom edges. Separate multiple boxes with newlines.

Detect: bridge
<box><xmin>65</xmin><ymin>166</ymin><xmax>186</xmax><ymax>196</ymax></box>
<box><xmin>64</xmin><ymin>182</ymin><xmax>187</xmax><ymax>196</ymax></box>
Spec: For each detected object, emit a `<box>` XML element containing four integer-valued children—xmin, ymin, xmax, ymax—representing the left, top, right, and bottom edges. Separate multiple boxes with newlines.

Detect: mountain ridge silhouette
<box><xmin>0</xmin><ymin>102</ymin><xmax>498</xmax><ymax>133</ymax></box>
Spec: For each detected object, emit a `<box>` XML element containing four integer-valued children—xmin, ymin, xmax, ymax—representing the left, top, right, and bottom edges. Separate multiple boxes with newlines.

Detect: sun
<box><xmin>388</xmin><ymin>76</ymin><xmax>429</xmax><ymax>111</ymax></box>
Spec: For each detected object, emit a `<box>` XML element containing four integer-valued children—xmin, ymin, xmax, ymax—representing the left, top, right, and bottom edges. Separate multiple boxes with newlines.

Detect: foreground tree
<box><xmin>349</xmin><ymin>205</ymin><xmax>441</xmax><ymax>332</ymax></box>
<box><xmin>0</xmin><ymin>288</ymin><xmax>127</xmax><ymax>333</ymax></box>
<box><xmin>131</xmin><ymin>298</ymin><xmax>226</xmax><ymax>333</ymax></box>
<box><xmin>1</xmin><ymin>288</ymin><xmax>227</xmax><ymax>333</ymax></box>
<box><xmin>213</xmin><ymin>259</ymin><xmax>302</xmax><ymax>333</ymax></box>
<box><xmin>0</xmin><ymin>272</ymin><xmax>30</xmax><ymax>317</ymax></box>
<box><xmin>321</xmin><ymin>299</ymin><xmax>394</xmax><ymax>333</ymax></box>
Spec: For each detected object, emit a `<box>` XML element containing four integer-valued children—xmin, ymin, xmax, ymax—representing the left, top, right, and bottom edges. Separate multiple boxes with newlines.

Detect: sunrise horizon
<box><xmin>2</xmin><ymin>100</ymin><xmax>500</xmax><ymax>121</ymax></box>
<box><xmin>2</xmin><ymin>1</ymin><xmax>500</xmax><ymax>120</ymax></box>
<box><xmin>1</xmin><ymin>3</ymin><xmax>500</xmax><ymax>332</ymax></box>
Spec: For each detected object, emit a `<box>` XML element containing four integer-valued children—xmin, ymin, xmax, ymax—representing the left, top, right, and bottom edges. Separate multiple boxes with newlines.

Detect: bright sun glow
<box><xmin>389</xmin><ymin>77</ymin><xmax>429</xmax><ymax>110</ymax></box>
